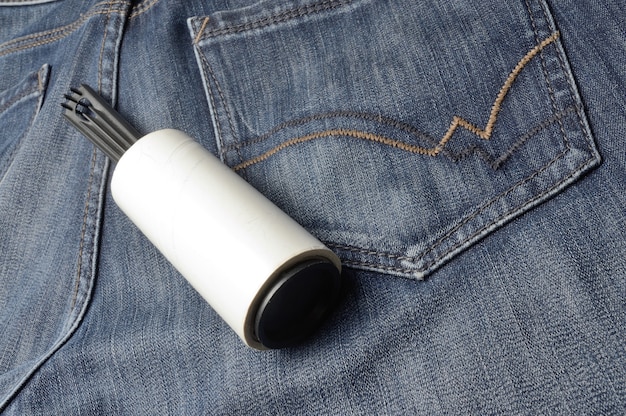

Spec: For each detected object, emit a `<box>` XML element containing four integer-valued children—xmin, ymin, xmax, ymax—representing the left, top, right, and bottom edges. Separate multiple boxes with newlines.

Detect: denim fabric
<box><xmin>0</xmin><ymin>0</ymin><xmax>625</xmax><ymax>414</ymax></box>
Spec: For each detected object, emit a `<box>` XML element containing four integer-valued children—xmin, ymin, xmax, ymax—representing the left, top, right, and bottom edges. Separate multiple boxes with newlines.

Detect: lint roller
<box><xmin>62</xmin><ymin>85</ymin><xmax>342</xmax><ymax>350</ymax></box>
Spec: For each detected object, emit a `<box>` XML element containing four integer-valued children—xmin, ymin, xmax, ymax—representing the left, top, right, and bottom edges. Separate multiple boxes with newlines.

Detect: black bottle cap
<box><xmin>254</xmin><ymin>258</ymin><xmax>341</xmax><ymax>349</ymax></box>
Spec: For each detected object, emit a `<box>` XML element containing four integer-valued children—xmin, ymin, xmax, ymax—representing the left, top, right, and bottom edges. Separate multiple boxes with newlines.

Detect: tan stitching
<box><xmin>233</xmin><ymin>128</ymin><xmax>438</xmax><ymax>171</ymax></box>
<box><xmin>0</xmin><ymin>2</ymin><xmax>127</xmax><ymax>57</ymax></box>
<box><xmin>225</xmin><ymin>110</ymin><xmax>437</xmax><ymax>152</ymax></box>
<box><xmin>72</xmin><ymin>148</ymin><xmax>97</xmax><ymax>309</ymax></box>
<box><xmin>98</xmin><ymin>0</ymin><xmax>114</xmax><ymax>92</ymax></box>
<box><xmin>198</xmin><ymin>51</ymin><xmax>245</xmax><ymax>165</ymax></box>
<box><xmin>340</xmin><ymin>124</ymin><xmax>595</xmax><ymax>278</ymax></box>
<box><xmin>193</xmin><ymin>17</ymin><xmax>210</xmax><ymax>44</ymax></box>
<box><xmin>233</xmin><ymin>32</ymin><xmax>560</xmax><ymax>171</ymax></box>
<box><xmin>129</xmin><ymin>0</ymin><xmax>158</xmax><ymax>19</ymax></box>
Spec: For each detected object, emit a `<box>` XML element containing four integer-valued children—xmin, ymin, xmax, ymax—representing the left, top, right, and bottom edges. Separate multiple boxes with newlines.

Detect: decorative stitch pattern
<box><xmin>233</xmin><ymin>32</ymin><xmax>560</xmax><ymax>171</ymax></box>
<box><xmin>225</xmin><ymin>111</ymin><xmax>437</xmax><ymax>152</ymax></box>
<box><xmin>401</xmin><ymin>2</ymin><xmax>598</xmax><ymax>278</ymax></box>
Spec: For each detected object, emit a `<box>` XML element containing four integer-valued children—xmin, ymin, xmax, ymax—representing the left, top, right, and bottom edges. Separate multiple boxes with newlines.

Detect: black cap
<box><xmin>254</xmin><ymin>258</ymin><xmax>341</xmax><ymax>349</ymax></box>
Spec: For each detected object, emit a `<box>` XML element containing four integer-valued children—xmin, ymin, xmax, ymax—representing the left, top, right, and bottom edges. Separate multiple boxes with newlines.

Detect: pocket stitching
<box><xmin>0</xmin><ymin>1</ymin><xmax>127</xmax><ymax>57</ymax></box>
<box><xmin>232</xmin><ymin>110</ymin><xmax>568</xmax><ymax>172</ymax></box>
<box><xmin>197</xmin><ymin>50</ymin><xmax>246</xmax><ymax>167</ymax></box>
<box><xmin>0</xmin><ymin>64</ymin><xmax>48</xmax><ymax>183</ymax></box>
<box><xmin>0</xmin><ymin>83</ymin><xmax>38</xmax><ymax>114</ymax></box>
<box><xmin>418</xmin><ymin>142</ymin><xmax>573</xmax><ymax>268</ymax></box>
<box><xmin>535</xmin><ymin>0</ymin><xmax>595</xmax><ymax>156</ymax></box>
<box><xmin>194</xmin><ymin>0</ymin><xmax>354</xmax><ymax>42</ymax></box>
<box><xmin>325</xmin><ymin>117</ymin><xmax>595</xmax><ymax>278</ymax></box>
<box><xmin>219</xmin><ymin>32</ymin><xmax>560</xmax><ymax>172</ymax></box>
<box><xmin>192</xmin><ymin>1</ymin><xmax>600</xmax><ymax>279</ymax></box>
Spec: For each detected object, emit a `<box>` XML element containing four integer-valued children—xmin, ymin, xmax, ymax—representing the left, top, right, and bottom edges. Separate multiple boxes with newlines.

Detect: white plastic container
<box><xmin>110</xmin><ymin>129</ymin><xmax>342</xmax><ymax>349</ymax></box>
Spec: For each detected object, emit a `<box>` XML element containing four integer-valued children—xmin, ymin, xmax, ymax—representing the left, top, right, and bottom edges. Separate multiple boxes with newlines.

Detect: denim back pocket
<box><xmin>188</xmin><ymin>0</ymin><xmax>600</xmax><ymax>279</ymax></box>
<box><xmin>0</xmin><ymin>64</ymin><xmax>48</xmax><ymax>182</ymax></box>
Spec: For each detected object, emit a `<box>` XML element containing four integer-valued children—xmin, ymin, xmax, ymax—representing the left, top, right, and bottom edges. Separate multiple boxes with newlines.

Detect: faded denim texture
<box><xmin>0</xmin><ymin>0</ymin><xmax>625</xmax><ymax>414</ymax></box>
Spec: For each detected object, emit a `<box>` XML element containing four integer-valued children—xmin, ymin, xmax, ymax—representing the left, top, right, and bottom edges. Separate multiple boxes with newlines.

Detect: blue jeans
<box><xmin>1</xmin><ymin>0</ymin><xmax>624</xmax><ymax>414</ymax></box>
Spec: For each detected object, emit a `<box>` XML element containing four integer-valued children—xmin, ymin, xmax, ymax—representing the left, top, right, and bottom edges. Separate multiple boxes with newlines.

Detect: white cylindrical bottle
<box><xmin>110</xmin><ymin>129</ymin><xmax>341</xmax><ymax>349</ymax></box>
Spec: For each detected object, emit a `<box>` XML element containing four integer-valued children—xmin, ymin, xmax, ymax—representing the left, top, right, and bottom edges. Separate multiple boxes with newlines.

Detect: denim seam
<box><xmin>225</xmin><ymin>33</ymin><xmax>559</xmax><ymax>171</ymax></box>
<box><xmin>71</xmin><ymin>148</ymin><xmax>98</xmax><ymax>309</ymax></box>
<box><xmin>536</xmin><ymin>0</ymin><xmax>594</xmax><ymax>155</ymax></box>
<box><xmin>539</xmin><ymin>41</ymin><xmax>570</xmax><ymax>146</ymax></box>
<box><xmin>342</xmin><ymin>260</ymin><xmax>416</xmax><ymax>275</ymax></box>
<box><xmin>533</xmin><ymin>0</ymin><xmax>596</xmax><ymax>156</ymax></box>
<box><xmin>194</xmin><ymin>0</ymin><xmax>354</xmax><ymax>41</ymax></box>
<box><xmin>0</xmin><ymin>65</ymin><xmax>48</xmax><ymax>184</ymax></box>
<box><xmin>72</xmin><ymin>0</ymin><xmax>120</xmax><ymax>309</ymax></box>
<box><xmin>340</xmin><ymin>154</ymin><xmax>597</xmax><ymax>278</ymax></box>
<box><xmin>325</xmin><ymin>242</ymin><xmax>413</xmax><ymax>261</ymax></box>
<box><xmin>0</xmin><ymin>1</ymin><xmax>128</xmax><ymax>57</ymax></box>
<box><xmin>0</xmin><ymin>85</ymin><xmax>38</xmax><ymax>115</ymax></box>
<box><xmin>425</xmin><ymin>156</ymin><xmax>597</xmax><ymax>269</ymax></box>
<box><xmin>197</xmin><ymin>51</ymin><xmax>246</xmax><ymax>167</ymax></box>
<box><xmin>196</xmin><ymin>52</ymin><xmax>226</xmax><ymax>155</ymax></box>
<box><xmin>414</xmin><ymin>146</ymin><xmax>569</xmax><ymax>264</ymax></box>
<box><xmin>525</xmin><ymin>1</ymin><xmax>561</xmax><ymax>114</ymax></box>
<box><xmin>98</xmin><ymin>0</ymin><xmax>114</xmax><ymax>92</ymax></box>
<box><xmin>0</xmin><ymin>0</ymin><xmax>58</xmax><ymax>3</ymax></box>
<box><xmin>129</xmin><ymin>0</ymin><xmax>158</xmax><ymax>19</ymax></box>
<box><xmin>322</xmin><ymin>107</ymin><xmax>577</xmax><ymax>273</ymax></box>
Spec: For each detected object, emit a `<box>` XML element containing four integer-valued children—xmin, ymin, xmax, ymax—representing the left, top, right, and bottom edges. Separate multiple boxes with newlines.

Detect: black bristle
<box><xmin>63</xmin><ymin>93</ymin><xmax>80</xmax><ymax>103</ymax></box>
<box><xmin>61</xmin><ymin>84</ymin><xmax>141</xmax><ymax>163</ymax></box>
